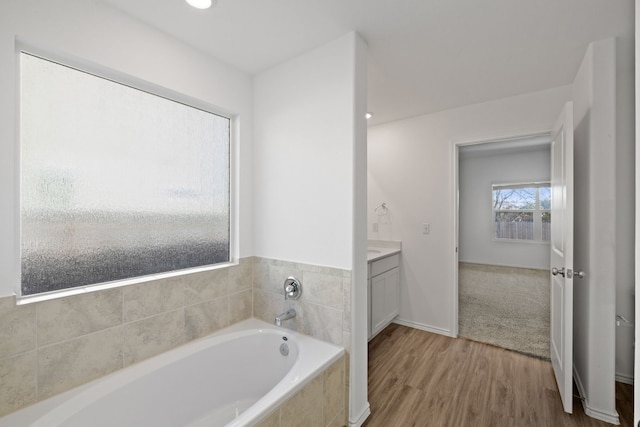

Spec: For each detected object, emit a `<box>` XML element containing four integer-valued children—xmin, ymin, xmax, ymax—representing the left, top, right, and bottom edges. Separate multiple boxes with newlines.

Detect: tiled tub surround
<box><xmin>252</xmin><ymin>257</ymin><xmax>352</xmax><ymax>427</ymax></box>
<box><xmin>255</xmin><ymin>355</ymin><xmax>346</xmax><ymax>427</ymax></box>
<box><xmin>252</xmin><ymin>257</ymin><xmax>351</xmax><ymax>348</ymax></box>
<box><xmin>0</xmin><ymin>256</ymin><xmax>351</xmax><ymax>425</ymax></box>
<box><xmin>0</xmin><ymin>259</ymin><xmax>253</xmax><ymax>417</ymax></box>
<box><xmin>0</xmin><ymin>318</ymin><xmax>345</xmax><ymax>427</ymax></box>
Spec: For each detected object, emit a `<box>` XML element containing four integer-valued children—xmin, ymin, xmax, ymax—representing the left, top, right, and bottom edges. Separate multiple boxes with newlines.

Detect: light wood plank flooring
<box><xmin>364</xmin><ymin>323</ymin><xmax>633</xmax><ymax>427</ymax></box>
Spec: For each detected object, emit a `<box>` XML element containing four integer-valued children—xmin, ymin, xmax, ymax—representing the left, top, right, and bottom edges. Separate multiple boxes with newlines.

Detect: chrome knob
<box><xmin>551</xmin><ymin>267</ymin><xmax>565</xmax><ymax>277</ymax></box>
<box><xmin>283</xmin><ymin>277</ymin><xmax>302</xmax><ymax>300</ymax></box>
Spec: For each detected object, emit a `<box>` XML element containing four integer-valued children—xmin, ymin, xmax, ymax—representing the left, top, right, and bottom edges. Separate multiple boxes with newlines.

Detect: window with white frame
<box><xmin>20</xmin><ymin>51</ymin><xmax>231</xmax><ymax>296</ymax></box>
<box><xmin>492</xmin><ymin>182</ymin><xmax>550</xmax><ymax>242</ymax></box>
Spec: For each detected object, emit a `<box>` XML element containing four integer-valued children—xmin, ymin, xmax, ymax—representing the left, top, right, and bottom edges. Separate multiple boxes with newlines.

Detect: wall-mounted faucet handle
<box><xmin>284</xmin><ymin>277</ymin><xmax>302</xmax><ymax>300</ymax></box>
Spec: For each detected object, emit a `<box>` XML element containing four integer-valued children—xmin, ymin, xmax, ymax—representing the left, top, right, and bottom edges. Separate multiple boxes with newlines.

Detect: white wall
<box><xmin>571</xmin><ymin>38</ymin><xmax>618</xmax><ymax>423</ymax></box>
<box><xmin>0</xmin><ymin>0</ymin><xmax>254</xmax><ymax>298</ymax></box>
<box><xmin>614</xmin><ymin>31</ymin><xmax>636</xmax><ymax>385</ymax></box>
<box><xmin>635</xmin><ymin>2</ymin><xmax>640</xmax><ymax>424</ymax></box>
<box><xmin>253</xmin><ymin>33</ymin><xmax>357</xmax><ymax>270</ymax></box>
<box><xmin>253</xmin><ymin>32</ymin><xmax>369</xmax><ymax>425</ymax></box>
<box><xmin>459</xmin><ymin>145</ymin><xmax>551</xmax><ymax>269</ymax></box>
<box><xmin>368</xmin><ymin>85</ymin><xmax>571</xmax><ymax>334</ymax></box>
<box><xmin>351</xmin><ymin>34</ymin><xmax>371</xmax><ymax>427</ymax></box>
<box><xmin>569</xmin><ymin>33</ymin><xmax>637</xmax><ymax>419</ymax></box>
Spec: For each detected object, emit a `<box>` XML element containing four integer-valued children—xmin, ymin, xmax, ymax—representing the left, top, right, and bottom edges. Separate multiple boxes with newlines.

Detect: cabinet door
<box><xmin>371</xmin><ymin>267</ymin><xmax>400</xmax><ymax>337</ymax></box>
<box><xmin>384</xmin><ymin>267</ymin><xmax>399</xmax><ymax>321</ymax></box>
<box><xmin>371</xmin><ymin>274</ymin><xmax>387</xmax><ymax>336</ymax></box>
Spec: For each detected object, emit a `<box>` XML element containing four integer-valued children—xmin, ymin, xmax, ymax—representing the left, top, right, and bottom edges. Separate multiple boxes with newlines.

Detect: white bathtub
<box><xmin>0</xmin><ymin>318</ymin><xmax>344</xmax><ymax>427</ymax></box>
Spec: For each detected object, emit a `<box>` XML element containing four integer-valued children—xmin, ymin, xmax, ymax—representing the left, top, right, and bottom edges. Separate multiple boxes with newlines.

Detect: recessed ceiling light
<box><xmin>185</xmin><ymin>0</ymin><xmax>215</xmax><ymax>9</ymax></box>
<box><xmin>366</xmin><ymin>112</ymin><xmax>374</xmax><ymax>120</ymax></box>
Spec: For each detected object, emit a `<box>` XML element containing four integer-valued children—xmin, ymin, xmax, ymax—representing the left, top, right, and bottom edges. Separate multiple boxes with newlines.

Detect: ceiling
<box><xmin>100</xmin><ymin>0</ymin><xmax>634</xmax><ymax>125</ymax></box>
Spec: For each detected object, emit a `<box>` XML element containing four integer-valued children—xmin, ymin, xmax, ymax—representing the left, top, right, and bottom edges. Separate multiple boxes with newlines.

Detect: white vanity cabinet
<box><xmin>368</xmin><ymin>253</ymin><xmax>400</xmax><ymax>340</ymax></box>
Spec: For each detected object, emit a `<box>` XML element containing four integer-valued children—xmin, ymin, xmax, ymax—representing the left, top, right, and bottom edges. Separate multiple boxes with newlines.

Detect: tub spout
<box><xmin>275</xmin><ymin>309</ymin><xmax>296</xmax><ymax>326</ymax></box>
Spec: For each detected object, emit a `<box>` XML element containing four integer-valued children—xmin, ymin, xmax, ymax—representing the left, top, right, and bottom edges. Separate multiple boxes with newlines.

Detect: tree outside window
<box><xmin>492</xmin><ymin>183</ymin><xmax>550</xmax><ymax>242</ymax></box>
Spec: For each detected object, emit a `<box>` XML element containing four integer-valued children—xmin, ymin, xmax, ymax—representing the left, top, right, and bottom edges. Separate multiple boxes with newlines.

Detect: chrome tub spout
<box><xmin>275</xmin><ymin>308</ymin><xmax>296</xmax><ymax>326</ymax></box>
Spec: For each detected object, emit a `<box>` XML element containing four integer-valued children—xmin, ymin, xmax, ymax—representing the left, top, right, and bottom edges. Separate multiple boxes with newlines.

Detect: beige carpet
<box><xmin>458</xmin><ymin>262</ymin><xmax>550</xmax><ymax>359</ymax></box>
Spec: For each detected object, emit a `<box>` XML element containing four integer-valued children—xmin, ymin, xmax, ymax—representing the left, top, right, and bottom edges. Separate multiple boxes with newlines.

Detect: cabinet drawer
<box><xmin>371</xmin><ymin>254</ymin><xmax>399</xmax><ymax>277</ymax></box>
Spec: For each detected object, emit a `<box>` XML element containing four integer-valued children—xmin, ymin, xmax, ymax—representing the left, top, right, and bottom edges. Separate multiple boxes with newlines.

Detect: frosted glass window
<box><xmin>20</xmin><ymin>52</ymin><xmax>230</xmax><ymax>296</ymax></box>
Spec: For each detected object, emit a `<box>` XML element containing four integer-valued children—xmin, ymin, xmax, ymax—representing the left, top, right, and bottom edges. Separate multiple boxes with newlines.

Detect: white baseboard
<box><xmin>392</xmin><ymin>318</ymin><xmax>453</xmax><ymax>337</ymax></box>
<box><xmin>574</xmin><ymin>366</ymin><xmax>621</xmax><ymax>425</ymax></box>
<box><xmin>458</xmin><ymin>261</ymin><xmax>549</xmax><ymax>271</ymax></box>
<box><xmin>615</xmin><ymin>373</ymin><xmax>634</xmax><ymax>385</ymax></box>
<box><xmin>583</xmin><ymin>405</ymin><xmax>620</xmax><ymax>425</ymax></box>
<box><xmin>573</xmin><ymin>365</ymin><xmax>587</xmax><ymax>404</ymax></box>
<box><xmin>349</xmin><ymin>403</ymin><xmax>371</xmax><ymax>427</ymax></box>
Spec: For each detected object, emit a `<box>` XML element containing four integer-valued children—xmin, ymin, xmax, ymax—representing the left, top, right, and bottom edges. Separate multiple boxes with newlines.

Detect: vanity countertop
<box><xmin>367</xmin><ymin>246</ymin><xmax>401</xmax><ymax>262</ymax></box>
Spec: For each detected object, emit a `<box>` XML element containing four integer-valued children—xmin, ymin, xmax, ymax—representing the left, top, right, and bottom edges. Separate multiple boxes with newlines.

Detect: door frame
<box><xmin>634</xmin><ymin>3</ymin><xmax>639</xmax><ymax>426</ymax></box>
<box><xmin>451</xmin><ymin>130</ymin><xmax>553</xmax><ymax>338</ymax></box>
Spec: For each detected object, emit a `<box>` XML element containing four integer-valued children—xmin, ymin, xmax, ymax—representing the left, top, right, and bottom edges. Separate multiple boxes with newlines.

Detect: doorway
<box><xmin>456</xmin><ymin>134</ymin><xmax>552</xmax><ymax>359</ymax></box>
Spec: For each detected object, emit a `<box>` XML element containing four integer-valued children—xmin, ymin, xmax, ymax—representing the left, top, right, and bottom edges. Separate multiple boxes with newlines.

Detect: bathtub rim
<box><xmin>0</xmin><ymin>318</ymin><xmax>345</xmax><ymax>427</ymax></box>
<box><xmin>204</xmin><ymin>319</ymin><xmax>345</xmax><ymax>427</ymax></box>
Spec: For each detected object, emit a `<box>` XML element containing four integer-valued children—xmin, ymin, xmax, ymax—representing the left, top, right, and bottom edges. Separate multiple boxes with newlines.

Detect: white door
<box><xmin>550</xmin><ymin>101</ymin><xmax>574</xmax><ymax>414</ymax></box>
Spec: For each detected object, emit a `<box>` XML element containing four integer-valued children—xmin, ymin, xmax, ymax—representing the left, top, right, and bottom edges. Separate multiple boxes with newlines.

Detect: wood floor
<box><xmin>364</xmin><ymin>323</ymin><xmax>633</xmax><ymax>427</ymax></box>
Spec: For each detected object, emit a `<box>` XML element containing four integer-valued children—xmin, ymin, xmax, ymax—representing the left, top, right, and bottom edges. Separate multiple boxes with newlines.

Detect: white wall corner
<box><xmin>349</xmin><ymin>30</ymin><xmax>371</xmax><ymax>427</ymax></box>
<box><xmin>634</xmin><ymin>2</ymin><xmax>640</xmax><ymax>426</ymax></box>
<box><xmin>572</xmin><ymin>36</ymin><xmax>619</xmax><ymax>422</ymax></box>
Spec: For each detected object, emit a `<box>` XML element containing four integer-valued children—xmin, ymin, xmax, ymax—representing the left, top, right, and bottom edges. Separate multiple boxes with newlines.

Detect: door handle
<box><xmin>551</xmin><ymin>267</ymin><xmax>565</xmax><ymax>277</ymax></box>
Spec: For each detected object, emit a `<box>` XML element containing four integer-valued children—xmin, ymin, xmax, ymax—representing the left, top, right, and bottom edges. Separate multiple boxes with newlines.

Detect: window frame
<box><xmin>15</xmin><ymin>42</ymin><xmax>238</xmax><ymax>303</ymax></box>
<box><xmin>491</xmin><ymin>181</ymin><xmax>551</xmax><ymax>244</ymax></box>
